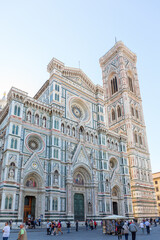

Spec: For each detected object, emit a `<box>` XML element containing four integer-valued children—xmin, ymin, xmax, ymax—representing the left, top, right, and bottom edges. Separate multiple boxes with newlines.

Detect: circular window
<box><xmin>72</xmin><ymin>105</ymin><xmax>83</xmax><ymax>119</ymax></box>
<box><xmin>28</xmin><ymin>139</ymin><xmax>39</xmax><ymax>150</ymax></box>
<box><xmin>70</xmin><ymin>97</ymin><xmax>90</xmax><ymax>122</ymax></box>
<box><xmin>26</xmin><ymin>134</ymin><xmax>44</xmax><ymax>153</ymax></box>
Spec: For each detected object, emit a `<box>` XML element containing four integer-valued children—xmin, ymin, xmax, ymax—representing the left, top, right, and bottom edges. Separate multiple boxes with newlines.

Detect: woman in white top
<box><xmin>3</xmin><ymin>222</ymin><xmax>10</xmax><ymax>240</ymax></box>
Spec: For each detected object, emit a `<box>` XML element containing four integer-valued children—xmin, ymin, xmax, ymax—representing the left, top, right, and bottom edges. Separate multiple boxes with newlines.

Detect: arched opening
<box><xmin>112</xmin><ymin>109</ymin><xmax>115</xmax><ymax>121</ymax></box>
<box><xmin>112</xmin><ymin>186</ymin><xmax>120</xmax><ymax>215</ymax></box>
<box><xmin>117</xmin><ymin>105</ymin><xmax>121</xmax><ymax>118</ymax></box>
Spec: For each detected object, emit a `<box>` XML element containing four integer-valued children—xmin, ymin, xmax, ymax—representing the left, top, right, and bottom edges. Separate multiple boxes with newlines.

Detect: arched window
<box><xmin>67</xmin><ymin>126</ymin><xmax>70</xmax><ymax>135</ymax></box>
<box><xmin>91</xmin><ymin>134</ymin><xmax>93</xmax><ymax>143</ymax></box>
<box><xmin>135</xmin><ymin>109</ymin><xmax>139</xmax><ymax>119</ymax></box>
<box><xmin>52</xmin><ymin>198</ymin><xmax>58</xmax><ymax>211</ymax></box>
<box><xmin>112</xmin><ymin>109</ymin><xmax>115</xmax><ymax>121</ymax></box>
<box><xmin>72</xmin><ymin>127</ymin><xmax>75</xmax><ymax>137</ymax></box>
<box><xmin>14</xmin><ymin>139</ymin><xmax>17</xmax><ymax>149</ymax></box>
<box><xmin>134</xmin><ymin>133</ymin><xmax>138</xmax><ymax>143</ymax></box>
<box><xmin>35</xmin><ymin>114</ymin><xmax>39</xmax><ymax>125</ymax></box>
<box><xmin>5</xmin><ymin>197</ymin><xmax>8</xmax><ymax>209</ymax></box>
<box><xmin>12</xmin><ymin>125</ymin><xmax>15</xmax><ymax>134</ymax></box>
<box><xmin>14</xmin><ymin>105</ymin><xmax>17</xmax><ymax>115</ymax></box>
<box><xmin>128</xmin><ymin>77</ymin><xmax>134</xmax><ymax>92</ymax></box>
<box><xmin>54</xmin><ymin>119</ymin><xmax>59</xmax><ymax>130</ymax></box>
<box><xmin>42</xmin><ymin>116</ymin><xmax>46</xmax><ymax>127</ymax></box>
<box><xmin>139</xmin><ymin>135</ymin><xmax>142</xmax><ymax>145</ymax></box>
<box><xmin>86</xmin><ymin>132</ymin><xmax>89</xmax><ymax>141</ymax></box>
<box><xmin>27</xmin><ymin>111</ymin><xmax>31</xmax><ymax>122</ymax></box>
<box><xmin>117</xmin><ymin>106</ymin><xmax>121</xmax><ymax>118</ymax></box>
<box><xmin>111</xmin><ymin>76</ymin><xmax>118</xmax><ymax>95</ymax></box>
<box><xmin>9</xmin><ymin>197</ymin><xmax>12</xmax><ymax>209</ymax></box>
<box><xmin>11</xmin><ymin>138</ymin><xmax>14</xmax><ymax>148</ymax></box>
<box><xmin>79</xmin><ymin>126</ymin><xmax>84</xmax><ymax>140</ymax></box>
<box><xmin>16</xmin><ymin>126</ymin><xmax>19</xmax><ymax>135</ymax></box>
<box><xmin>131</xmin><ymin>106</ymin><xmax>134</xmax><ymax>116</ymax></box>
<box><xmin>61</xmin><ymin>123</ymin><xmax>64</xmax><ymax>133</ymax></box>
<box><xmin>17</xmin><ymin>107</ymin><xmax>21</xmax><ymax>116</ymax></box>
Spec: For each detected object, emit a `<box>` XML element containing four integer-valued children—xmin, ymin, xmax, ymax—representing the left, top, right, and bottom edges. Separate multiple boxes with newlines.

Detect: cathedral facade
<box><xmin>0</xmin><ymin>42</ymin><xmax>158</xmax><ymax>223</ymax></box>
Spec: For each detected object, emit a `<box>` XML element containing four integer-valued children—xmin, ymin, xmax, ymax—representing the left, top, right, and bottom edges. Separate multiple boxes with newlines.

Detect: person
<box><xmin>123</xmin><ymin>222</ymin><xmax>129</xmax><ymax>240</ymax></box>
<box><xmin>9</xmin><ymin>219</ymin><xmax>13</xmax><ymax>230</ymax></box>
<box><xmin>139</xmin><ymin>221</ymin><xmax>144</xmax><ymax>234</ymax></box>
<box><xmin>154</xmin><ymin>219</ymin><xmax>157</xmax><ymax>227</ymax></box>
<box><xmin>129</xmin><ymin>221</ymin><xmax>138</xmax><ymax>240</ymax></box>
<box><xmin>85</xmin><ymin>220</ymin><xmax>88</xmax><ymax>230</ymax></box>
<box><xmin>145</xmin><ymin>219</ymin><xmax>150</xmax><ymax>234</ymax></box>
<box><xmin>116</xmin><ymin>221</ymin><xmax>123</xmax><ymax>240</ymax></box>
<box><xmin>56</xmin><ymin>220</ymin><xmax>63</xmax><ymax>235</ymax></box>
<box><xmin>38</xmin><ymin>217</ymin><xmax>41</xmax><ymax>226</ymax></box>
<box><xmin>2</xmin><ymin>222</ymin><xmax>10</xmax><ymax>240</ymax></box>
<box><xmin>66</xmin><ymin>221</ymin><xmax>71</xmax><ymax>233</ymax></box>
<box><xmin>90</xmin><ymin>220</ymin><xmax>93</xmax><ymax>230</ymax></box>
<box><xmin>17</xmin><ymin>224</ymin><xmax>27</xmax><ymax>240</ymax></box>
<box><xmin>46</xmin><ymin>220</ymin><xmax>51</xmax><ymax>235</ymax></box>
<box><xmin>94</xmin><ymin>220</ymin><xmax>97</xmax><ymax>229</ymax></box>
<box><xmin>76</xmin><ymin>220</ymin><xmax>78</xmax><ymax>231</ymax></box>
<box><xmin>51</xmin><ymin>221</ymin><xmax>55</xmax><ymax>235</ymax></box>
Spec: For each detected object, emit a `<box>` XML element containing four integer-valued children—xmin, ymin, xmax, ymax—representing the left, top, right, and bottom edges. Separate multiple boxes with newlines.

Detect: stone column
<box><xmin>66</xmin><ymin>178</ymin><xmax>73</xmax><ymax>219</ymax></box>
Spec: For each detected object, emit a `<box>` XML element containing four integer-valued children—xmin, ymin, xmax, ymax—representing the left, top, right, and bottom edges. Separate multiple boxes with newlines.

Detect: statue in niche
<box><xmin>53</xmin><ymin>170</ymin><xmax>59</xmax><ymax>185</ymax></box>
<box><xmin>8</xmin><ymin>168</ymin><xmax>15</xmax><ymax>179</ymax></box>
<box><xmin>88</xmin><ymin>201</ymin><xmax>92</xmax><ymax>214</ymax></box>
<box><xmin>42</xmin><ymin>117</ymin><xmax>46</xmax><ymax>127</ymax></box>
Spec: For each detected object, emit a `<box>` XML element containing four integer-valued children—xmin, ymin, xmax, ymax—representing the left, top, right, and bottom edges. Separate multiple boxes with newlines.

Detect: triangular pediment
<box><xmin>23</xmin><ymin>152</ymin><xmax>44</xmax><ymax>178</ymax></box>
<box><xmin>62</xmin><ymin>67</ymin><xmax>96</xmax><ymax>93</ymax></box>
<box><xmin>72</xmin><ymin>143</ymin><xmax>91</xmax><ymax>169</ymax></box>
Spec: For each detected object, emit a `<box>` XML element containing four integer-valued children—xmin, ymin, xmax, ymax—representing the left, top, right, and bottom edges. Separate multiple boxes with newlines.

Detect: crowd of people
<box><xmin>104</xmin><ymin>218</ymin><xmax>160</xmax><ymax>240</ymax></box>
<box><xmin>1</xmin><ymin>217</ymin><xmax>160</xmax><ymax>240</ymax></box>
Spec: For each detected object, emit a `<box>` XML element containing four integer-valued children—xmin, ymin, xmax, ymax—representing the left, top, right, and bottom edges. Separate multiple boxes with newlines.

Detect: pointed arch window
<box><xmin>136</xmin><ymin>109</ymin><xmax>139</xmax><ymax>119</ymax></box>
<box><xmin>12</xmin><ymin>125</ymin><xmax>15</xmax><ymax>134</ymax></box>
<box><xmin>91</xmin><ymin>134</ymin><xmax>93</xmax><ymax>143</ymax></box>
<box><xmin>111</xmin><ymin>76</ymin><xmax>118</xmax><ymax>95</ymax></box>
<box><xmin>134</xmin><ymin>133</ymin><xmax>138</xmax><ymax>143</ymax></box>
<box><xmin>117</xmin><ymin>106</ymin><xmax>121</xmax><ymax>118</ymax></box>
<box><xmin>52</xmin><ymin>198</ymin><xmax>58</xmax><ymax>211</ymax></box>
<box><xmin>14</xmin><ymin>105</ymin><xmax>17</xmax><ymax>115</ymax></box>
<box><xmin>17</xmin><ymin>107</ymin><xmax>21</xmax><ymax>116</ymax></box>
<box><xmin>131</xmin><ymin>106</ymin><xmax>134</xmax><ymax>116</ymax></box>
<box><xmin>27</xmin><ymin>111</ymin><xmax>31</xmax><ymax>122</ymax></box>
<box><xmin>128</xmin><ymin>77</ymin><xmax>134</xmax><ymax>92</ymax></box>
<box><xmin>112</xmin><ymin>109</ymin><xmax>115</xmax><ymax>121</ymax></box>
<box><xmin>35</xmin><ymin>114</ymin><xmax>39</xmax><ymax>125</ymax></box>
<box><xmin>139</xmin><ymin>135</ymin><xmax>142</xmax><ymax>145</ymax></box>
<box><xmin>61</xmin><ymin>123</ymin><xmax>64</xmax><ymax>133</ymax></box>
<box><xmin>72</xmin><ymin>127</ymin><xmax>75</xmax><ymax>137</ymax></box>
<box><xmin>42</xmin><ymin>116</ymin><xmax>47</xmax><ymax>127</ymax></box>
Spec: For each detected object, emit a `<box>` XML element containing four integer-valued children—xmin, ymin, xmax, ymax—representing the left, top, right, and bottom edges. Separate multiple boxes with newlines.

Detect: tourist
<box><xmin>85</xmin><ymin>220</ymin><xmax>88</xmax><ymax>230</ymax></box>
<box><xmin>94</xmin><ymin>220</ymin><xmax>97</xmax><ymax>229</ymax></box>
<box><xmin>139</xmin><ymin>221</ymin><xmax>144</xmax><ymax>234</ymax></box>
<box><xmin>76</xmin><ymin>220</ymin><xmax>78</xmax><ymax>231</ymax></box>
<box><xmin>51</xmin><ymin>221</ymin><xmax>55</xmax><ymax>235</ymax></box>
<box><xmin>2</xmin><ymin>222</ymin><xmax>10</xmax><ymax>240</ymax></box>
<box><xmin>38</xmin><ymin>217</ymin><xmax>41</xmax><ymax>226</ymax></box>
<box><xmin>46</xmin><ymin>220</ymin><xmax>51</xmax><ymax>235</ymax></box>
<box><xmin>90</xmin><ymin>220</ymin><xmax>93</xmax><ymax>230</ymax></box>
<box><xmin>129</xmin><ymin>221</ymin><xmax>138</xmax><ymax>240</ymax></box>
<box><xmin>154</xmin><ymin>219</ymin><xmax>157</xmax><ymax>227</ymax></box>
<box><xmin>17</xmin><ymin>224</ymin><xmax>27</xmax><ymax>240</ymax></box>
<box><xmin>66</xmin><ymin>221</ymin><xmax>71</xmax><ymax>233</ymax></box>
<box><xmin>9</xmin><ymin>219</ymin><xmax>13</xmax><ymax>230</ymax></box>
<box><xmin>123</xmin><ymin>222</ymin><xmax>129</xmax><ymax>240</ymax></box>
<box><xmin>116</xmin><ymin>221</ymin><xmax>123</xmax><ymax>240</ymax></box>
<box><xmin>145</xmin><ymin>219</ymin><xmax>150</xmax><ymax>234</ymax></box>
<box><xmin>56</xmin><ymin>220</ymin><xmax>63</xmax><ymax>235</ymax></box>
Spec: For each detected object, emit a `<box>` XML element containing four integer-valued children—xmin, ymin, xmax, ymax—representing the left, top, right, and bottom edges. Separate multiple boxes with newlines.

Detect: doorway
<box><xmin>74</xmin><ymin>193</ymin><xmax>84</xmax><ymax>221</ymax></box>
<box><xmin>24</xmin><ymin>196</ymin><xmax>36</xmax><ymax>222</ymax></box>
<box><xmin>113</xmin><ymin>202</ymin><xmax>118</xmax><ymax>215</ymax></box>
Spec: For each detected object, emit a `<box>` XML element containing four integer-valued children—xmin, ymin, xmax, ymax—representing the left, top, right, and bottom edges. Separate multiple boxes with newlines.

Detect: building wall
<box><xmin>0</xmin><ymin>42</ymin><xmax>158</xmax><ymax>223</ymax></box>
<box><xmin>153</xmin><ymin>172</ymin><xmax>160</xmax><ymax>216</ymax></box>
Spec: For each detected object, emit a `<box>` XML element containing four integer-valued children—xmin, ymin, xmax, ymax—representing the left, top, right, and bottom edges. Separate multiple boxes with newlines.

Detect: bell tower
<box><xmin>100</xmin><ymin>41</ymin><xmax>158</xmax><ymax>218</ymax></box>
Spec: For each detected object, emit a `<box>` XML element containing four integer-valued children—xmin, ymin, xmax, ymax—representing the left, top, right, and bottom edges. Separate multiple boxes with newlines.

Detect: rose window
<box><xmin>72</xmin><ymin>105</ymin><xmax>83</xmax><ymax>119</ymax></box>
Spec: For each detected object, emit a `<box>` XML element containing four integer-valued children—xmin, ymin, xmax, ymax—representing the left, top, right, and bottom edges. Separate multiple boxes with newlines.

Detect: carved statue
<box><xmin>8</xmin><ymin>168</ymin><xmax>15</xmax><ymax>179</ymax></box>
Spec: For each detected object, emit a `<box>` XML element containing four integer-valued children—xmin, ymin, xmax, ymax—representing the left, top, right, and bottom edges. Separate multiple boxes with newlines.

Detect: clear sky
<box><xmin>0</xmin><ymin>0</ymin><xmax>159</xmax><ymax>173</ymax></box>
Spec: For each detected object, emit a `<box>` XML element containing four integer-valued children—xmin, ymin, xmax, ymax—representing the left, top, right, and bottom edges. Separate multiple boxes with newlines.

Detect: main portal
<box><xmin>74</xmin><ymin>193</ymin><xmax>84</xmax><ymax>221</ymax></box>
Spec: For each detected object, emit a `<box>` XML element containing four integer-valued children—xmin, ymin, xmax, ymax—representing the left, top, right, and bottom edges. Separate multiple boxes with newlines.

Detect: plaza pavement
<box><xmin>6</xmin><ymin>225</ymin><xmax>160</xmax><ymax>240</ymax></box>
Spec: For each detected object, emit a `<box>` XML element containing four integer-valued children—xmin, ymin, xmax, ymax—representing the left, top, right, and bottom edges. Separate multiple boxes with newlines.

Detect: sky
<box><xmin>0</xmin><ymin>0</ymin><xmax>160</xmax><ymax>173</ymax></box>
